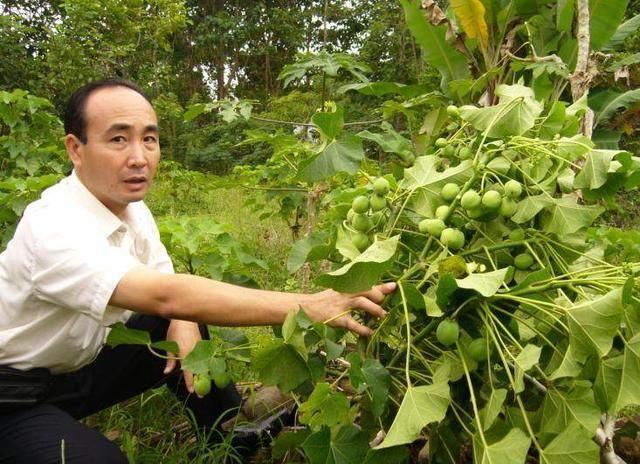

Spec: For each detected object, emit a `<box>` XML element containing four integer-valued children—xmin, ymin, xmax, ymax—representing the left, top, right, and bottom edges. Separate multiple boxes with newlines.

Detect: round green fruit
<box><xmin>436</xmin><ymin>320</ymin><xmax>459</xmax><ymax>346</ymax></box>
<box><xmin>213</xmin><ymin>371</ymin><xmax>231</xmax><ymax>389</ymax></box>
<box><xmin>373</xmin><ymin>177</ymin><xmax>390</xmax><ymax>195</ymax></box>
<box><xmin>499</xmin><ymin>198</ymin><xmax>517</xmax><ymax>217</ymax></box>
<box><xmin>352</xmin><ymin>195</ymin><xmax>370</xmax><ymax>214</ymax></box>
<box><xmin>351</xmin><ymin>213</ymin><xmax>372</xmax><ymax>232</ymax></box>
<box><xmin>419</xmin><ymin>218</ymin><xmax>445</xmax><ymax>237</ymax></box>
<box><xmin>468</xmin><ymin>338</ymin><xmax>489</xmax><ymax>361</ymax></box>
<box><xmin>435</xmin><ymin>205</ymin><xmax>450</xmax><ymax>221</ymax></box>
<box><xmin>461</xmin><ymin>190</ymin><xmax>481</xmax><ymax>210</ymax></box>
<box><xmin>194</xmin><ymin>374</ymin><xmax>212</xmax><ymax>396</ymax></box>
<box><xmin>514</xmin><ymin>253</ymin><xmax>534</xmax><ymax>270</ymax></box>
<box><xmin>504</xmin><ymin>180</ymin><xmax>522</xmax><ymax>198</ymax></box>
<box><xmin>481</xmin><ymin>190</ymin><xmax>502</xmax><ymax>211</ymax></box>
<box><xmin>447</xmin><ymin>105</ymin><xmax>460</xmax><ymax>117</ymax></box>
<box><xmin>370</xmin><ymin>194</ymin><xmax>387</xmax><ymax>212</ymax></box>
<box><xmin>444</xmin><ymin>145</ymin><xmax>456</xmax><ymax>158</ymax></box>
<box><xmin>352</xmin><ymin>232</ymin><xmax>370</xmax><ymax>252</ymax></box>
<box><xmin>440</xmin><ymin>228</ymin><xmax>465</xmax><ymax>250</ymax></box>
<box><xmin>435</xmin><ymin>137</ymin><xmax>448</xmax><ymax>148</ymax></box>
<box><xmin>509</xmin><ymin>228</ymin><xmax>526</xmax><ymax>241</ymax></box>
<box><xmin>441</xmin><ymin>183</ymin><xmax>460</xmax><ymax>202</ymax></box>
<box><xmin>458</xmin><ymin>146</ymin><xmax>473</xmax><ymax>160</ymax></box>
<box><xmin>467</xmin><ymin>207</ymin><xmax>483</xmax><ymax>219</ymax></box>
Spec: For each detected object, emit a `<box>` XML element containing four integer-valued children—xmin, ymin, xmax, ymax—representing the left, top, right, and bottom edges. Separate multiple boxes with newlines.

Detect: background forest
<box><xmin>2</xmin><ymin>1</ymin><xmax>640</xmax><ymax>463</ymax></box>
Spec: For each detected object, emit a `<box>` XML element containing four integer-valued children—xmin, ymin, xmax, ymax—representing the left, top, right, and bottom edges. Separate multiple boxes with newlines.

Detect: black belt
<box><xmin>0</xmin><ymin>366</ymin><xmax>52</xmax><ymax>413</ymax></box>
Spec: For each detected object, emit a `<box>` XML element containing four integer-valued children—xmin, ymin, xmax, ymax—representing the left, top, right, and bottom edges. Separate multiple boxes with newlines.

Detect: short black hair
<box><xmin>64</xmin><ymin>79</ymin><xmax>153</xmax><ymax>143</ymax></box>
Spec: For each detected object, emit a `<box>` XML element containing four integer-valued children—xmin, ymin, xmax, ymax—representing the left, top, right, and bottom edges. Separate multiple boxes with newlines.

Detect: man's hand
<box><xmin>164</xmin><ymin>319</ymin><xmax>202</xmax><ymax>394</ymax></box>
<box><xmin>303</xmin><ymin>282</ymin><xmax>396</xmax><ymax>336</ymax></box>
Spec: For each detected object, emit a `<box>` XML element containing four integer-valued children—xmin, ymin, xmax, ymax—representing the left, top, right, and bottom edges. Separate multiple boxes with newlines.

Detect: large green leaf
<box><xmin>349</xmin><ymin>355</ymin><xmax>391</xmax><ymax>418</ymax></box>
<box><xmin>540</xmin><ymin>422</ymin><xmax>600</xmax><ymax>464</ymax></box>
<box><xmin>303</xmin><ymin>425</ymin><xmax>370</xmax><ymax>464</ymax></box>
<box><xmin>596</xmin><ymin>334</ymin><xmax>640</xmax><ymax>414</ymax></box>
<box><xmin>459</xmin><ymin>84</ymin><xmax>543</xmax><ymax>138</ymax></box>
<box><xmin>589</xmin><ymin>0</ymin><xmax>629</xmax><ymax>51</ymax></box>
<box><xmin>401</xmin><ymin>0</ymin><xmax>470</xmax><ymax>85</ymax></box>
<box><xmin>451</xmin><ymin>0</ymin><xmax>489</xmax><ymax>48</ymax></box>
<box><xmin>593</xmin><ymin>89</ymin><xmax>640</xmax><ymax>126</ymax></box>
<box><xmin>455</xmin><ymin>268</ymin><xmax>509</xmax><ymax>297</ymax></box>
<box><xmin>541</xmin><ymin>196</ymin><xmax>604</xmax><ymax>235</ymax></box>
<box><xmin>312</xmin><ymin>109</ymin><xmax>344</xmax><ymax>140</ymax></box>
<box><xmin>565</xmin><ymin>288</ymin><xmax>623</xmax><ymax>360</ymax></box>
<box><xmin>376</xmin><ymin>382</ymin><xmax>451</xmax><ymax>449</ymax></box>
<box><xmin>603</xmin><ymin>14</ymin><xmax>640</xmax><ymax>51</ymax></box>
<box><xmin>478</xmin><ymin>389</ymin><xmax>508</xmax><ymax>431</ymax></box>
<box><xmin>574</xmin><ymin>149</ymin><xmax>627</xmax><ymax>189</ymax></box>
<box><xmin>297</xmin><ymin>135</ymin><xmax>364</xmax><ymax>182</ymax></box>
<box><xmin>182</xmin><ymin>340</ymin><xmax>216</xmax><ymax>374</ymax></box>
<box><xmin>472</xmin><ymin>427</ymin><xmax>531</xmax><ymax>464</ymax></box>
<box><xmin>287</xmin><ymin>231</ymin><xmax>332</xmax><ymax>274</ymax></box>
<box><xmin>401</xmin><ymin>157</ymin><xmax>474</xmax><ymax>216</ymax></box>
<box><xmin>315</xmin><ymin>236</ymin><xmax>399</xmax><ymax>293</ymax></box>
<box><xmin>107</xmin><ymin>322</ymin><xmax>151</xmax><ymax>347</ymax></box>
<box><xmin>539</xmin><ymin>384</ymin><xmax>601</xmax><ymax>447</ymax></box>
<box><xmin>299</xmin><ymin>383</ymin><xmax>352</xmax><ymax>430</ymax></box>
<box><xmin>358</xmin><ymin>123</ymin><xmax>414</xmax><ymax>158</ymax></box>
<box><xmin>511</xmin><ymin>194</ymin><xmax>555</xmax><ymax>224</ymax></box>
<box><xmin>252</xmin><ymin>338</ymin><xmax>310</xmax><ymax>392</ymax></box>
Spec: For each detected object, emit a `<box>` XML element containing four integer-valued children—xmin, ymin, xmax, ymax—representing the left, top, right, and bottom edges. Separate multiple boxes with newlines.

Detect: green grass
<box><xmin>87</xmin><ymin>169</ymin><xmax>299</xmax><ymax>463</ymax></box>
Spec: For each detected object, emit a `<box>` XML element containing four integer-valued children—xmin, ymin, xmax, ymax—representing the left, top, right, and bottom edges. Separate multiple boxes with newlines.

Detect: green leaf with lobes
<box><xmin>540</xmin><ymin>422</ymin><xmax>600</xmax><ymax>464</ymax></box>
<box><xmin>297</xmin><ymin>135</ymin><xmax>364</xmax><ymax>183</ymax></box>
<box><xmin>574</xmin><ymin>149</ymin><xmax>628</xmax><ymax>190</ymax></box>
<box><xmin>595</xmin><ymin>333</ymin><xmax>640</xmax><ymax>414</ymax></box>
<box><xmin>315</xmin><ymin>236</ymin><xmax>399</xmax><ymax>293</ymax></box>
<box><xmin>299</xmin><ymin>382</ymin><xmax>352</xmax><ymax>430</ymax></box>
<box><xmin>472</xmin><ymin>427</ymin><xmax>531</xmax><ymax>464</ymax></box>
<box><xmin>455</xmin><ymin>268</ymin><xmax>509</xmax><ymax>297</ymax></box>
<box><xmin>182</xmin><ymin>340</ymin><xmax>216</xmax><ymax>374</ymax></box>
<box><xmin>347</xmin><ymin>354</ymin><xmax>391</xmax><ymax>418</ymax></box>
<box><xmin>302</xmin><ymin>425</ymin><xmax>370</xmax><ymax>464</ymax></box>
<box><xmin>375</xmin><ymin>382</ymin><xmax>451</xmax><ymax>449</ymax></box>
<box><xmin>478</xmin><ymin>388</ymin><xmax>507</xmax><ymax>431</ymax></box>
<box><xmin>107</xmin><ymin>322</ymin><xmax>151</xmax><ymax>347</ymax></box>
<box><xmin>541</xmin><ymin>196</ymin><xmax>604</xmax><ymax>236</ymax></box>
<box><xmin>287</xmin><ymin>231</ymin><xmax>332</xmax><ymax>274</ymax></box>
<box><xmin>252</xmin><ymin>338</ymin><xmax>310</xmax><ymax>392</ymax></box>
<box><xmin>311</xmin><ymin>108</ymin><xmax>344</xmax><ymax>140</ymax></box>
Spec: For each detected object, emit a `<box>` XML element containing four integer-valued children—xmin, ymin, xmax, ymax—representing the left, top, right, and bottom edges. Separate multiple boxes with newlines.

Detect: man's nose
<box><xmin>127</xmin><ymin>142</ymin><xmax>148</xmax><ymax>168</ymax></box>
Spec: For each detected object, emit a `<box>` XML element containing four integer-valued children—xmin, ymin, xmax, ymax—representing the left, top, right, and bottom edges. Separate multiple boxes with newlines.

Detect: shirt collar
<box><xmin>68</xmin><ymin>171</ymin><xmax>126</xmax><ymax>238</ymax></box>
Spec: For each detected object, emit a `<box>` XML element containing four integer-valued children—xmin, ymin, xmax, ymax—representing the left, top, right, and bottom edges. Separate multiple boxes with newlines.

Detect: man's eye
<box><xmin>144</xmin><ymin>136</ymin><xmax>157</xmax><ymax>143</ymax></box>
<box><xmin>111</xmin><ymin>136</ymin><xmax>126</xmax><ymax>143</ymax></box>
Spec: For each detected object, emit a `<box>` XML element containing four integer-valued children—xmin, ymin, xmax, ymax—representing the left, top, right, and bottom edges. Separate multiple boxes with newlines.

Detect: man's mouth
<box><xmin>123</xmin><ymin>176</ymin><xmax>147</xmax><ymax>185</ymax></box>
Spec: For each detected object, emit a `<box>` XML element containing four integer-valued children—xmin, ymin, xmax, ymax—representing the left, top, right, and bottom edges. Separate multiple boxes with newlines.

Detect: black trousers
<box><xmin>0</xmin><ymin>314</ymin><xmax>242</xmax><ymax>464</ymax></box>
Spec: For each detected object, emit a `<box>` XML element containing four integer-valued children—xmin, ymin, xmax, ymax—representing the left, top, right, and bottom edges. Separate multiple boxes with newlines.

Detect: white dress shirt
<box><xmin>0</xmin><ymin>171</ymin><xmax>174</xmax><ymax>374</ymax></box>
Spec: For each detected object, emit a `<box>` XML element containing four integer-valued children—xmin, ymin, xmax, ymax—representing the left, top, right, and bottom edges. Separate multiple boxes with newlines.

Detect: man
<box><xmin>0</xmin><ymin>79</ymin><xmax>395</xmax><ymax>463</ymax></box>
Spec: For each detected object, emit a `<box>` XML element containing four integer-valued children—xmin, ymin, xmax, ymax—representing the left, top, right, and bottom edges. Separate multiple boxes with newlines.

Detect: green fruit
<box><xmin>436</xmin><ymin>320</ymin><xmax>459</xmax><ymax>346</ymax></box>
<box><xmin>352</xmin><ymin>232</ymin><xmax>370</xmax><ymax>252</ymax></box>
<box><xmin>194</xmin><ymin>374</ymin><xmax>212</xmax><ymax>396</ymax></box>
<box><xmin>373</xmin><ymin>177</ymin><xmax>390</xmax><ymax>195</ymax></box>
<box><xmin>504</xmin><ymin>180</ymin><xmax>522</xmax><ymax>198</ymax></box>
<box><xmin>458</xmin><ymin>146</ymin><xmax>472</xmax><ymax>160</ymax></box>
<box><xmin>352</xmin><ymin>195</ymin><xmax>370</xmax><ymax>214</ymax></box>
<box><xmin>435</xmin><ymin>205</ymin><xmax>450</xmax><ymax>221</ymax></box>
<box><xmin>213</xmin><ymin>371</ymin><xmax>231</xmax><ymax>389</ymax></box>
<box><xmin>499</xmin><ymin>198</ymin><xmax>517</xmax><ymax>217</ymax></box>
<box><xmin>447</xmin><ymin>105</ymin><xmax>460</xmax><ymax>117</ymax></box>
<box><xmin>514</xmin><ymin>253</ymin><xmax>534</xmax><ymax>270</ymax></box>
<box><xmin>461</xmin><ymin>190</ymin><xmax>481</xmax><ymax>210</ymax></box>
<box><xmin>481</xmin><ymin>190</ymin><xmax>502</xmax><ymax>211</ymax></box>
<box><xmin>440</xmin><ymin>228</ymin><xmax>465</xmax><ymax>250</ymax></box>
<box><xmin>468</xmin><ymin>338</ymin><xmax>489</xmax><ymax>361</ymax></box>
<box><xmin>370</xmin><ymin>194</ymin><xmax>387</xmax><ymax>212</ymax></box>
<box><xmin>352</xmin><ymin>213</ymin><xmax>372</xmax><ymax>232</ymax></box>
<box><xmin>444</xmin><ymin>145</ymin><xmax>456</xmax><ymax>157</ymax></box>
<box><xmin>419</xmin><ymin>218</ymin><xmax>445</xmax><ymax>237</ymax></box>
<box><xmin>441</xmin><ymin>183</ymin><xmax>460</xmax><ymax>202</ymax></box>
<box><xmin>435</xmin><ymin>137</ymin><xmax>448</xmax><ymax>148</ymax></box>
<box><xmin>509</xmin><ymin>228</ymin><xmax>526</xmax><ymax>241</ymax></box>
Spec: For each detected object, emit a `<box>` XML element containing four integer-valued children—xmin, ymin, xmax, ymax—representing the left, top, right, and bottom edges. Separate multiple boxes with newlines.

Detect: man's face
<box><xmin>66</xmin><ymin>86</ymin><xmax>160</xmax><ymax>217</ymax></box>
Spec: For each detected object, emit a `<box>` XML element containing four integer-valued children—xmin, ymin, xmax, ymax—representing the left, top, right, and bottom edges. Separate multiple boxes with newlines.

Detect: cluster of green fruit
<box><xmin>435</xmin><ymin>319</ymin><xmax>489</xmax><ymax>361</ymax></box>
<box><xmin>346</xmin><ymin>178</ymin><xmax>391</xmax><ymax>252</ymax></box>
<box><xmin>193</xmin><ymin>359</ymin><xmax>232</xmax><ymax>396</ymax></box>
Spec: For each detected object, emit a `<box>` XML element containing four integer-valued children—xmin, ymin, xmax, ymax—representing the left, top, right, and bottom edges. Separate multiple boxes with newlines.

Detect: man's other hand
<box><xmin>164</xmin><ymin>320</ymin><xmax>202</xmax><ymax>395</ymax></box>
<box><xmin>304</xmin><ymin>282</ymin><xmax>397</xmax><ymax>336</ymax></box>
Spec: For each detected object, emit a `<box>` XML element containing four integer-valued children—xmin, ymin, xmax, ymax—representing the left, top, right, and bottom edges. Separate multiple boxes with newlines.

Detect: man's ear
<box><xmin>64</xmin><ymin>134</ymin><xmax>83</xmax><ymax>168</ymax></box>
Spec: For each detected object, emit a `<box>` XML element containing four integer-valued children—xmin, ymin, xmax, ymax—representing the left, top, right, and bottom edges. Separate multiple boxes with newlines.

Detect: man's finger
<box><xmin>342</xmin><ymin>316</ymin><xmax>373</xmax><ymax>337</ymax></box>
<box><xmin>351</xmin><ymin>295</ymin><xmax>386</xmax><ymax>318</ymax></box>
<box><xmin>164</xmin><ymin>356</ymin><xmax>177</xmax><ymax>375</ymax></box>
<box><xmin>359</xmin><ymin>282</ymin><xmax>397</xmax><ymax>303</ymax></box>
<box><xmin>184</xmin><ymin>370</ymin><xmax>195</xmax><ymax>394</ymax></box>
